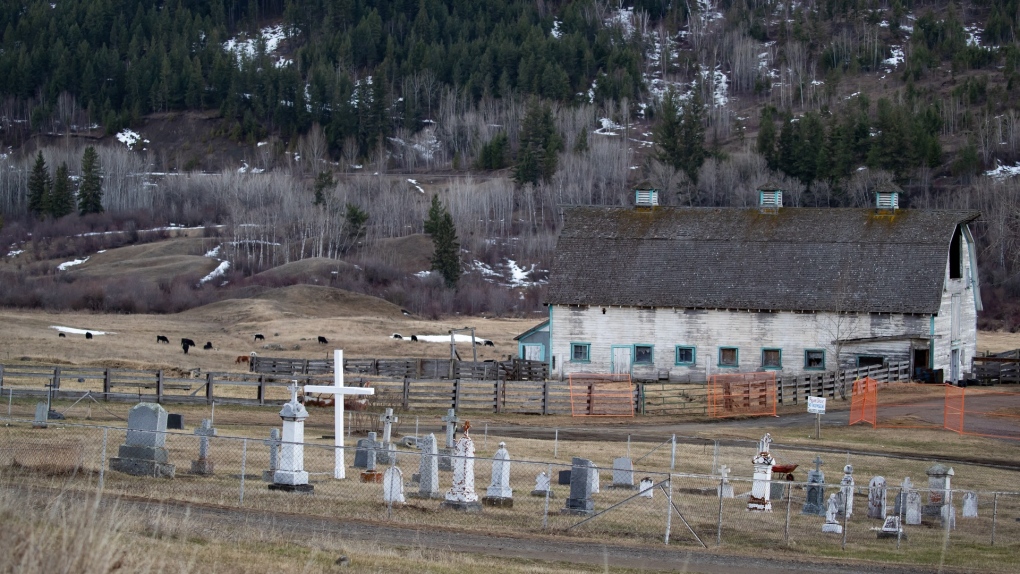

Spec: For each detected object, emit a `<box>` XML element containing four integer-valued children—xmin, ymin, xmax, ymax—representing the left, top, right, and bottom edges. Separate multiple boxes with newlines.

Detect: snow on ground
<box><xmin>199</xmin><ymin>261</ymin><xmax>230</xmax><ymax>285</ymax></box>
<box><xmin>412</xmin><ymin>333</ymin><xmax>492</xmax><ymax>345</ymax></box>
<box><xmin>551</xmin><ymin>20</ymin><xmax>562</xmax><ymax>39</ymax></box>
<box><xmin>224</xmin><ymin>24</ymin><xmax>289</xmax><ymax>65</ymax></box>
<box><xmin>407</xmin><ymin>179</ymin><xmax>425</xmax><ymax>193</ymax></box>
<box><xmin>238</xmin><ymin>161</ymin><xmax>265</xmax><ymax>174</ymax></box>
<box><xmin>594</xmin><ymin>117</ymin><xmax>623</xmax><ymax>136</ymax></box>
<box><xmin>965</xmin><ymin>25</ymin><xmax>982</xmax><ymax>47</ymax></box>
<box><xmin>205</xmin><ymin>245</ymin><xmax>222</xmax><ymax>258</ymax></box>
<box><xmin>50</xmin><ymin>326</ymin><xmax>113</xmax><ymax>335</ymax></box>
<box><xmin>696</xmin><ymin>0</ymin><xmax>724</xmax><ymax>23</ymax></box>
<box><xmin>468</xmin><ymin>258</ymin><xmax>547</xmax><ymax>288</ymax></box>
<box><xmin>6</xmin><ymin>249</ymin><xmax>22</xmax><ymax>258</ymax></box>
<box><xmin>57</xmin><ymin>257</ymin><xmax>89</xmax><ymax>270</ymax></box>
<box><xmin>415</xmin><ymin>270</ymin><xmax>433</xmax><ymax>278</ymax></box>
<box><xmin>116</xmin><ymin>129</ymin><xmax>149</xmax><ymax>150</ymax></box>
<box><xmin>883</xmin><ymin>46</ymin><xmax>904</xmax><ymax>67</ymax></box>
<box><xmin>607</xmin><ymin>7</ymin><xmax>636</xmax><ymax>38</ymax></box>
<box><xmin>986</xmin><ymin>161</ymin><xmax>1020</xmax><ymax>180</ymax></box>
<box><xmin>702</xmin><ymin>67</ymin><xmax>729</xmax><ymax>107</ymax></box>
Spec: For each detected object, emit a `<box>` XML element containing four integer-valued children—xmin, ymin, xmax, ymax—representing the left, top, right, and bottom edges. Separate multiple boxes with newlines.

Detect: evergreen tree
<box><xmin>513</xmin><ymin>99</ymin><xmax>562</xmax><ymax>186</ymax></box>
<box><xmin>756</xmin><ymin>106</ymin><xmax>779</xmax><ymax>170</ymax></box>
<box><xmin>27</xmin><ymin>151</ymin><xmax>51</xmax><ymax>218</ymax></box>
<box><xmin>49</xmin><ymin>162</ymin><xmax>75</xmax><ymax>218</ymax></box>
<box><xmin>654</xmin><ymin>86</ymin><xmax>706</xmax><ymax>184</ymax></box>
<box><xmin>78</xmin><ymin>146</ymin><xmax>104</xmax><ymax>215</ymax></box>
<box><xmin>423</xmin><ymin>194</ymin><xmax>460</xmax><ymax>288</ymax></box>
<box><xmin>313</xmin><ymin>170</ymin><xmax>334</xmax><ymax>206</ymax></box>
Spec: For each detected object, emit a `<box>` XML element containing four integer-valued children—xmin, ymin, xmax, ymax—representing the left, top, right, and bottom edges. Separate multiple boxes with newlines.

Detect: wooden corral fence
<box><xmin>0</xmin><ymin>361</ymin><xmax>910</xmax><ymax>415</ymax></box>
<box><xmin>251</xmin><ymin>356</ymin><xmax>549</xmax><ymax>381</ymax></box>
<box><xmin>972</xmin><ymin>349</ymin><xmax>1020</xmax><ymax>384</ymax></box>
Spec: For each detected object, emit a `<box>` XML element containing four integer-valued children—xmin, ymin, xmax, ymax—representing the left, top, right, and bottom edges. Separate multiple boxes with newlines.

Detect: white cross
<box><xmin>305</xmin><ymin>350</ymin><xmax>375</xmax><ymax>479</ymax></box>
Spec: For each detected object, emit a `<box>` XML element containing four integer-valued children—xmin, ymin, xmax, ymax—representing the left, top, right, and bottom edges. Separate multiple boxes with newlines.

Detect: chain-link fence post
<box><xmin>716</xmin><ymin>476</ymin><xmax>724</xmax><ymax>546</ymax></box>
<box><xmin>664</xmin><ymin>474</ymin><xmax>673</xmax><ymax>544</ymax></box>
<box><xmin>387</xmin><ymin>449</ymin><xmax>396</xmax><ymax>520</ymax></box>
<box><xmin>896</xmin><ymin>487</ymin><xmax>904</xmax><ymax>549</ymax></box>
<box><xmin>784</xmin><ymin>483</ymin><xmax>792</xmax><ymax>545</ymax></box>
<box><xmin>669</xmin><ymin>434</ymin><xmax>676</xmax><ymax>471</ymax></box>
<box><xmin>553</xmin><ymin>429</ymin><xmax>558</xmax><ymax>459</ymax></box>
<box><xmin>542</xmin><ymin>464</ymin><xmax>551</xmax><ymax>530</ymax></box>
<box><xmin>841</xmin><ymin>490</ymin><xmax>849</xmax><ymax>550</ymax></box>
<box><xmin>991</xmin><ymin>492</ymin><xmax>999</xmax><ymax>546</ymax></box>
<box><xmin>239</xmin><ymin>438</ymin><xmax>247</xmax><ymax>505</ymax></box>
<box><xmin>98</xmin><ymin>426</ymin><xmax>107</xmax><ymax>494</ymax></box>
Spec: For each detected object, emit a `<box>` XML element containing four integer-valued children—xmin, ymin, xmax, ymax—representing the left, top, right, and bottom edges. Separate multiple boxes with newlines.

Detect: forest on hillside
<box><xmin>1</xmin><ymin>1</ymin><xmax>1020</xmax><ymax>327</ymax></box>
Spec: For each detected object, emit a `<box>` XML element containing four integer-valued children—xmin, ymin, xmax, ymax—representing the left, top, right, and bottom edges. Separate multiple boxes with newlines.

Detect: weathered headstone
<box><xmin>894</xmin><ymin>477</ymin><xmax>913</xmax><ymax>516</ymax></box>
<box><xmin>377</xmin><ymin>408</ymin><xmax>399</xmax><ymax>464</ymax></box>
<box><xmin>441</xmin><ymin>422</ymin><xmax>481</xmax><ymax>512</ymax></box>
<box><xmin>718</xmin><ymin>465</ymin><xmax>734</xmax><ymax>499</ymax></box>
<box><xmin>747</xmin><ymin>433</ymin><xmax>774</xmax><ymax>512</ymax></box>
<box><xmin>110</xmin><ymin>403</ymin><xmax>175</xmax><ymax>478</ymax></box>
<box><xmin>562</xmin><ymin>457</ymin><xmax>595</xmax><ymax>515</ymax></box>
<box><xmin>383</xmin><ymin>466</ymin><xmax>405</xmax><ymax>505</ymax></box>
<box><xmin>361</xmin><ymin>432</ymin><xmax>383</xmax><ymax>483</ymax></box>
<box><xmin>905</xmin><ymin>489</ymin><xmax>922</xmax><ymax>525</ymax></box>
<box><xmin>878</xmin><ymin>516</ymin><xmax>905</xmax><ymax>540</ymax></box>
<box><xmin>189</xmin><ymin>418</ymin><xmax>217</xmax><ymax>475</ymax></box>
<box><xmin>167</xmin><ymin>413</ymin><xmax>184</xmax><ymax>430</ymax></box>
<box><xmin>611</xmin><ymin>457</ymin><xmax>635</xmax><ymax>489</ymax></box>
<box><xmin>439</xmin><ymin>408</ymin><xmax>459</xmax><ymax>471</ymax></box>
<box><xmin>868</xmin><ymin>476</ymin><xmax>888</xmax><ymax>519</ymax></box>
<box><xmin>639</xmin><ymin>477</ymin><xmax>654</xmax><ymax>498</ymax></box>
<box><xmin>33</xmin><ymin>403</ymin><xmax>48</xmax><ymax>428</ymax></box>
<box><xmin>354</xmin><ymin>432</ymin><xmax>381</xmax><ymax>469</ymax></box>
<box><xmin>838</xmin><ymin>464</ymin><xmax>855</xmax><ymax>518</ymax></box>
<box><xmin>558</xmin><ymin>470</ymin><xmax>571</xmax><ymax>485</ymax></box>
<box><xmin>531</xmin><ymin>471</ymin><xmax>554</xmax><ymax>497</ymax></box>
<box><xmin>923</xmin><ymin>463</ymin><xmax>954</xmax><ymax>527</ymax></box>
<box><xmin>414</xmin><ymin>433</ymin><xmax>441</xmax><ymax>499</ymax></box>
<box><xmin>262</xmin><ymin>428</ymin><xmax>281</xmax><ymax>482</ymax></box>
<box><xmin>269</xmin><ymin>384</ymin><xmax>312</xmax><ymax>492</ymax></box>
<box><xmin>590</xmin><ymin>464</ymin><xmax>600</xmax><ymax>494</ymax></box>
<box><xmin>962</xmin><ymin>491</ymin><xmax>978</xmax><ymax>518</ymax></box>
<box><xmin>483</xmin><ymin>442</ymin><xmax>513</xmax><ymax>507</ymax></box>
<box><xmin>822</xmin><ymin>493</ymin><xmax>843</xmax><ymax>533</ymax></box>
<box><xmin>802</xmin><ymin>456</ymin><xmax>825</xmax><ymax>515</ymax></box>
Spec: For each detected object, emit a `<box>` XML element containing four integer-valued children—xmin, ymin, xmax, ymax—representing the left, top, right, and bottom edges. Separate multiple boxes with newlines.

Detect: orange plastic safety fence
<box><xmin>943</xmin><ymin>384</ymin><xmax>965</xmax><ymax>434</ymax></box>
<box><xmin>706</xmin><ymin>372</ymin><xmax>777</xmax><ymax>418</ymax></box>
<box><xmin>848</xmin><ymin>377</ymin><xmax>878</xmax><ymax>427</ymax></box>
<box><xmin>568</xmin><ymin>374</ymin><xmax>634</xmax><ymax>417</ymax></box>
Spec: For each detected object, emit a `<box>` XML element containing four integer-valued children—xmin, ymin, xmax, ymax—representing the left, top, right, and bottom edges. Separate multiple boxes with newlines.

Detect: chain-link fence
<box><xmin>2</xmin><ymin>414</ymin><xmax>1019</xmax><ymax>571</ymax></box>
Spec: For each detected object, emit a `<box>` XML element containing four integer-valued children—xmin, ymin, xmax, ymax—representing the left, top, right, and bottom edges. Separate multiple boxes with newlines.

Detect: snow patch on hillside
<box><xmin>199</xmin><ymin>260</ymin><xmax>230</xmax><ymax>285</ymax></box>
<box><xmin>50</xmin><ymin>326</ymin><xmax>113</xmax><ymax>335</ymax></box>
<box><xmin>224</xmin><ymin>24</ymin><xmax>292</xmax><ymax>67</ymax></box>
<box><xmin>986</xmin><ymin>161</ymin><xmax>1020</xmax><ymax>180</ymax></box>
<box><xmin>116</xmin><ymin>129</ymin><xmax>149</xmax><ymax>150</ymax></box>
<box><xmin>57</xmin><ymin>257</ymin><xmax>88</xmax><ymax>270</ymax></box>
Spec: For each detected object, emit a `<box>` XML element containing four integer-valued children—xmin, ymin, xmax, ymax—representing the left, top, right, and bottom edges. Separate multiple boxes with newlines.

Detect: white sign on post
<box><xmin>807</xmin><ymin>396</ymin><xmax>827</xmax><ymax>414</ymax></box>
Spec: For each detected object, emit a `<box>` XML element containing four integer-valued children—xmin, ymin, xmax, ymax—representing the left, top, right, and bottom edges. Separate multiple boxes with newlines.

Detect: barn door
<box><xmin>523</xmin><ymin>344</ymin><xmax>544</xmax><ymax>361</ymax></box>
<box><xmin>611</xmin><ymin>346</ymin><xmax>632</xmax><ymax>374</ymax></box>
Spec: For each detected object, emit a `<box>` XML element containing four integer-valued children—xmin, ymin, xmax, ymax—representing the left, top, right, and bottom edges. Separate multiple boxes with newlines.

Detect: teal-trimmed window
<box><xmin>675</xmin><ymin>346</ymin><xmax>695</xmax><ymax>365</ymax></box>
<box><xmin>805</xmin><ymin>349</ymin><xmax>825</xmax><ymax>370</ymax></box>
<box><xmin>634</xmin><ymin>344</ymin><xmax>654</xmax><ymax>364</ymax></box>
<box><xmin>570</xmin><ymin>342</ymin><xmax>591</xmax><ymax>363</ymax></box>
<box><xmin>762</xmin><ymin>348</ymin><xmax>782</xmax><ymax>369</ymax></box>
<box><xmin>718</xmin><ymin>347</ymin><xmax>739</xmax><ymax>367</ymax></box>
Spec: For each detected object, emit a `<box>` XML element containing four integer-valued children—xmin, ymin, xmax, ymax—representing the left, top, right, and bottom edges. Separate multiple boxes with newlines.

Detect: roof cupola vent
<box><xmin>634</xmin><ymin>187</ymin><xmax>659</xmax><ymax>208</ymax></box>
<box><xmin>875</xmin><ymin>182</ymin><xmax>902</xmax><ymax>212</ymax></box>
<box><xmin>757</xmin><ymin>182</ymin><xmax>783</xmax><ymax>213</ymax></box>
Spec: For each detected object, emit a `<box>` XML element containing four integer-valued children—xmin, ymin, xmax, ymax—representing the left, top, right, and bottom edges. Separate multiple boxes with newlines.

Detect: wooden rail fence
<box><xmin>972</xmin><ymin>349</ymin><xmax>1020</xmax><ymax>384</ymax></box>
<box><xmin>251</xmin><ymin>356</ymin><xmax>549</xmax><ymax>381</ymax></box>
<box><xmin>0</xmin><ymin>361</ymin><xmax>912</xmax><ymax>415</ymax></box>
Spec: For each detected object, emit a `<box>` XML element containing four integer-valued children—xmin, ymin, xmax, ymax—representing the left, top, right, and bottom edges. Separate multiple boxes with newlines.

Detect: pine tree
<box><xmin>654</xmin><ymin>86</ymin><xmax>706</xmax><ymax>184</ymax></box>
<box><xmin>513</xmin><ymin>99</ymin><xmax>562</xmax><ymax>186</ymax></box>
<box><xmin>313</xmin><ymin>170</ymin><xmax>334</xmax><ymax>206</ymax></box>
<box><xmin>78</xmin><ymin>146</ymin><xmax>104</xmax><ymax>215</ymax></box>
<box><xmin>27</xmin><ymin>151</ymin><xmax>51</xmax><ymax>218</ymax></box>
<box><xmin>49</xmin><ymin>162</ymin><xmax>75</xmax><ymax>218</ymax></box>
<box><xmin>423</xmin><ymin>194</ymin><xmax>460</xmax><ymax>288</ymax></box>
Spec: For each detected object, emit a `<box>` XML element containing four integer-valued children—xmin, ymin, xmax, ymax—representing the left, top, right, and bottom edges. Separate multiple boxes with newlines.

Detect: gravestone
<box><xmin>383</xmin><ymin>466</ymin><xmax>405</xmax><ymax>505</ymax></box>
<box><xmin>894</xmin><ymin>477</ymin><xmax>913</xmax><ymax>516</ymax></box>
<box><xmin>377</xmin><ymin>408</ymin><xmax>399</xmax><ymax>465</ymax></box>
<box><xmin>878</xmin><ymin>516</ymin><xmax>905</xmax><ymax>540</ymax></box>
<box><xmin>590</xmin><ymin>464</ymin><xmax>600</xmax><ymax>494</ymax></box>
<box><xmin>747</xmin><ymin>433</ymin><xmax>774</xmax><ymax>512</ymax></box>
<box><xmin>33</xmin><ymin>403</ymin><xmax>48</xmax><ymax>428</ymax></box>
<box><xmin>441</xmin><ymin>423</ymin><xmax>481</xmax><ymax>512</ymax></box>
<box><xmin>354</xmin><ymin>432</ymin><xmax>381</xmax><ymax>469</ymax></box>
<box><xmin>483</xmin><ymin>442</ymin><xmax>513</xmax><ymax>507</ymax></box>
<box><xmin>189</xmin><ymin>418</ymin><xmax>217</xmax><ymax>475</ymax></box>
<box><xmin>802</xmin><ymin>456</ymin><xmax>825</xmax><ymax>515</ymax></box>
<box><xmin>923</xmin><ymin>464</ymin><xmax>954</xmax><ymax>527</ymax></box>
<box><xmin>110</xmin><ymin>403</ymin><xmax>175</xmax><ymax>478</ymax></box>
<box><xmin>414</xmin><ymin>433</ymin><xmax>441</xmax><ymax>499</ymax></box>
<box><xmin>639</xmin><ymin>477</ymin><xmax>654</xmax><ymax>498</ymax></box>
<box><xmin>167</xmin><ymin>413</ymin><xmax>184</xmax><ymax>430</ymax></box>
<box><xmin>262</xmin><ymin>428</ymin><xmax>281</xmax><ymax>482</ymax></box>
<box><xmin>611</xmin><ymin>457</ymin><xmax>636</xmax><ymax>489</ymax></box>
<box><xmin>822</xmin><ymin>493</ymin><xmax>843</xmax><ymax>534</ymax></box>
<box><xmin>360</xmin><ymin>433</ymin><xmax>383</xmax><ymax>483</ymax></box>
<box><xmin>439</xmin><ymin>408</ymin><xmax>459</xmax><ymax>471</ymax></box>
<box><xmin>905</xmin><ymin>489</ymin><xmax>922</xmax><ymax>525</ymax></box>
<box><xmin>558</xmin><ymin>470</ymin><xmax>571</xmax><ymax>485</ymax></box>
<box><xmin>962</xmin><ymin>492</ymin><xmax>978</xmax><ymax>518</ymax></box>
<box><xmin>562</xmin><ymin>457</ymin><xmax>595</xmax><ymax>515</ymax></box>
<box><xmin>718</xmin><ymin>465</ymin><xmax>734</xmax><ymax>499</ymax></box>
<box><xmin>269</xmin><ymin>384</ymin><xmax>312</xmax><ymax>492</ymax></box>
<box><xmin>838</xmin><ymin>464</ymin><xmax>855</xmax><ymax>518</ymax></box>
<box><xmin>868</xmin><ymin>476</ymin><xmax>888</xmax><ymax>519</ymax></box>
<box><xmin>531</xmin><ymin>472</ymin><xmax>554</xmax><ymax>497</ymax></box>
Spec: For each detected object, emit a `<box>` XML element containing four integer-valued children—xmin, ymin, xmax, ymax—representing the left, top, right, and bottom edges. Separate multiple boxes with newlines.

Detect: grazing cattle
<box><xmin>318</xmin><ymin>336</ymin><xmax>329</xmax><ymax>344</ymax></box>
<box><xmin>410</xmin><ymin>335</ymin><xmax>418</xmax><ymax>342</ymax></box>
<box><xmin>484</xmin><ymin>340</ymin><xmax>495</xmax><ymax>347</ymax></box>
<box><xmin>392</xmin><ymin>333</ymin><xmax>403</xmax><ymax>339</ymax></box>
<box><xmin>203</xmin><ymin>342</ymin><xmax>213</xmax><ymax>350</ymax></box>
<box><xmin>254</xmin><ymin>333</ymin><xmax>265</xmax><ymax>341</ymax></box>
<box><xmin>181</xmin><ymin>338</ymin><xmax>196</xmax><ymax>354</ymax></box>
<box><xmin>235</xmin><ymin>355</ymin><xmax>250</xmax><ymax>364</ymax></box>
<box><xmin>156</xmin><ymin>335</ymin><xmax>169</xmax><ymax>344</ymax></box>
<box><xmin>85</xmin><ymin>332</ymin><xmax>93</xmax><ymax>339</ymax></box>
<box><xmin>58</xmin><ymin>333</ymin><xmax>66</xmax><ymax>338</ymax></box>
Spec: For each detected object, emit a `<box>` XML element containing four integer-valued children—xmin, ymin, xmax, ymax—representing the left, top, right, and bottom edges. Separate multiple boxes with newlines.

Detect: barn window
<box><xmin>857</xmin><ymin>355</ymin><xmax>884</xmax><ymax>368</ymax></box>
<box><xmin>718</xmin><ymin>347</ymin><xmax>739</xmax><ymax>367</ymax></box>
<box><xmin>634</xmin><ymin>345</ymin><xmax>653</xmax><ymax>364</ymax></box>
<box><xmin>570</xmin><ymin>343</ymin><xmax>591</xmax><ymax>363</ymax></box>
<box><xmin>762</xmin><ymin>348</ymin><xmax>782</xmax><ymax>369</ymax></box>
<box><xmin>675</xmin><ymin>346</ymin><xmax>696</xmax><ymax>365</ymax></box>
<box><xmin>805</xmin><ymin>349</ymin><xmax>825</xmax><ymax>370</ymax></box>
<box><xmin>949</xmin><ymin>226</ymin><xmax>962</xmax><ymax>279</ymax></box>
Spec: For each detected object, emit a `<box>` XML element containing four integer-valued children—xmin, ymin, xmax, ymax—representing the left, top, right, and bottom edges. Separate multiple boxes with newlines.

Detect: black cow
<box><xmin>157</xmin><ymin>335</ymin><xmax>169</xmax><ymax>344</ymax></box>
<box><xmin>254</xmin><ymin>333</ymin><xmax>265</xmax><ymax>341</ymax></box>
<box><xmin>85</xmin><ymin>332</ymin><xmax>93</xmax><ymax>340</ymax></box>
<box><xmin>181</xmin><ymin>338</ymin><xmax>196</xmax><ymax>354</ymax></box>
<box><xmin>58</xmin><ymin>333</ymin><xmax>66</xmax><ymax>338</ymax></box>
<box><xmin>484</xmin><ymin>340</ymin><xmax>495</xmax><ymax>347</ymax></box>
<box><xmin>392</xmin><ymin>334</ymin><xmax>403</xmax><ymax>339</ymax></box>
<box><xmin>318</xmin><ymin>336</ymin><xmax>329</xmax><ymax>344</ymax></box>
<box><xmin>410</xmin><ymin>335</ymin><xmax>418</xmax><ymax>342</ymax></box>
<box><xmin>203</xmin><ymin>342</ymin><xmax>213</xmax><ymax>350</ymax></box>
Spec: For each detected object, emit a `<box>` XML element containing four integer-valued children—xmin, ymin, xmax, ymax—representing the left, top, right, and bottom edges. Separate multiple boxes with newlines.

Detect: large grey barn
<box><xmin>545</xmin><ymin>191</ymin><xmax>981</xmax><ymax>383</ymax></box>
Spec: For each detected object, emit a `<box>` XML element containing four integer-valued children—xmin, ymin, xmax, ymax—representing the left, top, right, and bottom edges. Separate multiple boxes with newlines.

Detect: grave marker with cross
<box><xmin>441</xmin><ymin>408</ymin><xmax>460</xmax><ymax>449</ymax></box>
<box><xmin>305</xmin><ymin>349</ymin><xmax>375</xmax><ymax>479</ymax></box>
<box><xmin>379</xmin><ymin>408</ymin><xmax>398</xmax><ymax>445</ymax></box>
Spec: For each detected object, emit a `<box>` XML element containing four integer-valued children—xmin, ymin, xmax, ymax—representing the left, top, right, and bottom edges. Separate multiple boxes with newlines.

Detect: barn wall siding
<box><xmin>932</xmin><ymin>228</ymin><xmax>979</xmax><ymax>379</ymax></box>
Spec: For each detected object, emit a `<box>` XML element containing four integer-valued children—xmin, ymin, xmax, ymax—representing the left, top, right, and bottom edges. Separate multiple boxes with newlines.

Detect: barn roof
<box><xmin>548</xmin><ymin>207</ymin><xmax>980</xmax><ymax>314</ymax></box>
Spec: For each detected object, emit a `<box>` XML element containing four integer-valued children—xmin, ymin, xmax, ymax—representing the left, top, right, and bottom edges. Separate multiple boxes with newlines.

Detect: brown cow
<box><xmin>235</xmin><ymin>355</ymin><xmax>250</xmax><ymax>364</ymax></box>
